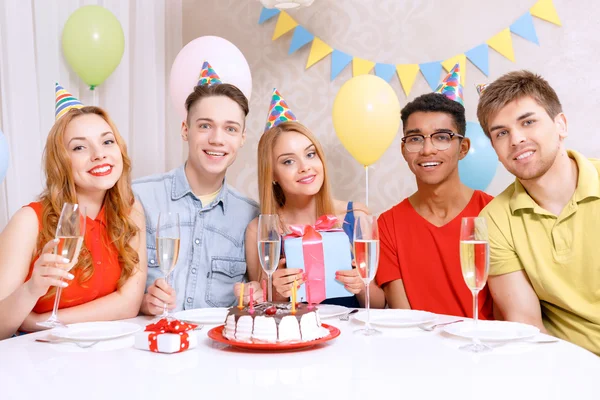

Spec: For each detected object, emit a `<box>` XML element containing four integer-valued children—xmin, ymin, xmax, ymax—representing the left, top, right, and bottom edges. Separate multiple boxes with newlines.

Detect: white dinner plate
<box><xmin>52</xmin><ymin>321</ymin><xmax>141</xmax><ymax>341</ymax></box>
<box><xmin>173</xmin><ymin>308</ymin><xmax>229</xmax><ymax>324</ymax></box>
<box><xmin>354</xmin><ymin>309</ymin><xmax>437</xmax><ymax>327</ymax></box>
<box><xmin>443</xmin><ymin>320</ymin><xmax>540</xmax><ymax>342</ymax></box>
<box><xmin>316</xmin><ymin>304</ymin><xmax>348</xmax><ymax>319</ymax></box>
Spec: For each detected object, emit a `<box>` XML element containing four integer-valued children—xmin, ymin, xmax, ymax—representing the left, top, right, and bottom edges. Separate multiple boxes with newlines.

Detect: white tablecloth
<box><xmin>1</xmin><ymin>313</ymin><xmax>598</xmax><ymax>400</ymax></box>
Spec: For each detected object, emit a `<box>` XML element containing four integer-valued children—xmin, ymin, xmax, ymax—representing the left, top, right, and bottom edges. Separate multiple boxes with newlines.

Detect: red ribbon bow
<box><xmin>144</xmin><ymin>318</ymin><xmax>197</xmax><ymax>353</ymax></box>
<box><xmin>285</xmin><ymin>215</ymin><xmax>340</xmax><ymax>304</ymax></box>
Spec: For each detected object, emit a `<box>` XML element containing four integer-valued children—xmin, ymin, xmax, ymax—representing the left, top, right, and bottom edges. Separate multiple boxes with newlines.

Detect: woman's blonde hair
<box><xmin>257</xmin><ymin>121</ymin><xmax>337</xmax><ymax>227</ymax></box>
<box><xmin>38</xmin><ymin>106</ymin><xmax>139</xmax><ymax>297</ymax></box>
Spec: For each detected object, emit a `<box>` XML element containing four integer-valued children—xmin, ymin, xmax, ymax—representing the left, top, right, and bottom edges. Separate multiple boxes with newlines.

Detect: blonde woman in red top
<box><xmin>0</xmin><ymin>97</ymin><xmax>147</xmax><ymax>339</ymax></box>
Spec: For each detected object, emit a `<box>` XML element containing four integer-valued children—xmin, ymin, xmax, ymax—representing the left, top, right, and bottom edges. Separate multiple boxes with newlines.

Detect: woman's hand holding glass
<box><xmin>25</xmin><ymin>238</ymin><xmax>75</xmax><ymax>299</ymax></box>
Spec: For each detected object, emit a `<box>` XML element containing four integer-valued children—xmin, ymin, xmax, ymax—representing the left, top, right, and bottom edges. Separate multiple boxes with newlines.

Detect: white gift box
<box><xmin>134</xmin><ymin>330</ymin><xmax>198</xmax><ymax>354</ymax></box>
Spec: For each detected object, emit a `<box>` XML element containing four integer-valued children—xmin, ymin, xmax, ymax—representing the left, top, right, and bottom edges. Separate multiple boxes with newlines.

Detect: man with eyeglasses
<box><xmin>375</xmin><ymin>91</ymin><xmax>495</xmax><ymax>319</ymax></box>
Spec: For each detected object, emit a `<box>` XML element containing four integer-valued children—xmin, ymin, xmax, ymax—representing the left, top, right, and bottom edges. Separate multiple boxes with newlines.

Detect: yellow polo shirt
<box><xmin>480</xmin><ymin>150</ymin><xmax>600</xmax><ymax>355</ymax></box>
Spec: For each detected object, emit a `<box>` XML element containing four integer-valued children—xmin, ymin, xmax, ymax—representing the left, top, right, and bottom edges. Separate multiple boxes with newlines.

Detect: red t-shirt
<box><xmin>375</xmin><ymin>190</ymin><xmax>494</xmax><ymax>319</ymax></box>
<box><xmin>25</xmin><ymin>202</ymin><xmax>122</xmax><ymax>314</ymax></box>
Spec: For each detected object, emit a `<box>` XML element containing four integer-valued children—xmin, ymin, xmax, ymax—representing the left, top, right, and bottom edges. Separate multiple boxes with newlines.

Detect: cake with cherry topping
<box><xmin>223</xmin><ymin>302</ymin><xmax>330</xmax><ymax>343</ymax></box>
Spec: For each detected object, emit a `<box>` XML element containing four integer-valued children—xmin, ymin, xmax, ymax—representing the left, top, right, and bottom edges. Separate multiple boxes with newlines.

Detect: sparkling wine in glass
<box><xmin>354</xmin><ymin>215</ymin><xmax>381</xmax><ymax>336</ymax></box>
<box><xmin>37</xmin><ymin>203</ymin><xmax>86</xmax><ymax>329</ymax></box>
<box><xmin>257</xmin><ymin>214</ymin><xmax>281</xmax><ymax>302</ymax></box>
<box><xmin>157</xmin><ymin>212</ymin><xmax>180</xmax><ymax>318</ymax></box>
<box><xmin>459</xmin><ymin>216</ymin><xmax>491</xmax><ymax>352</ymax></box>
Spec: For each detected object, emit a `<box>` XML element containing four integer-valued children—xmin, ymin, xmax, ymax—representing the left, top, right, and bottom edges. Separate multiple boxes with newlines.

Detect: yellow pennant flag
<box><xmin>306</xmin><ymin>37</ymin><xmax>333</xmax><ymax>69</ymax></box>
<box><xmin>352</xmin><ymin>58</ymin><xmax>375</xmax><ymax>76</ymax></box>
<box><xmin>487</xmin><ymin>28</ymin><xmax>515</xmax><ymax>62</ymax></box>
<box><xmin>530</xmin><ymin>0</ymin><xmax>561</xmax><ymax>26</ymax></box>
<box><xmin>272</xmin><ymin>12</ymin><xmax>298</xmax><ymax>41</ymax></box>
<box><xmin>395</xmin><ymin>64</ymin><xmax>420</xmax><ymax>97</ymax></box>
<box><xmin>442</xmin><ymin>54</ymin><xmax>467</xmax><ymax>85</ymax></box>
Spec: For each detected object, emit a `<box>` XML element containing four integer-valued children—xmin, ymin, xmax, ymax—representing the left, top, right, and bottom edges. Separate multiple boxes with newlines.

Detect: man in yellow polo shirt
<box><xmin>476</xmin><ymin>70</ymin><xmax>599</xmax><ymax>355</ymax></box>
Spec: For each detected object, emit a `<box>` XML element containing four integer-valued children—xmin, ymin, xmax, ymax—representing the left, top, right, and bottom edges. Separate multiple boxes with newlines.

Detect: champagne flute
<box><xmin>354</xmin><ymin>214</ymin><xmax>381</xmax><ymax>336</ymax></box>
<box><xmin>459</xmin><ymin>216</ymin><xmax>491</xmax><ymax>352</ymax></box>
<box><xmin>37</xmin><ymin>203</ymin><xmax>86</xmax><ymax>329</ymax></box>
<box><xmin>156</xmin><ymin>212</ymin><xmax>180</xmax><ymax>319</ymax></box>
<box><xmin>257</xmin><ymin>214</ymin><xmax>281</xmax><ymax>302</ymax></box>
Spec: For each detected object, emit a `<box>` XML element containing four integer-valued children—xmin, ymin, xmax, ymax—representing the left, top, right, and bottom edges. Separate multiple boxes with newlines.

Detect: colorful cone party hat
<box><xmin>264</xmin><ymin>88</ymin><xmax>297</xmax><ymax>132</ymax></box>
<box><xmin>55</xmin><ymin>83</ymin><xmax>84</xmax><ymax>121</ymax></box>
<box><xmin>476</xmin><ymin>83</ymin><xmax>490</xmax><ymax>96</ymax></box>
<box><xmin>434</xmin><ymin>63</ymin><xmax>464</xmax><ymax>106</ymax></box>
<box><xmin>197</xmin><ymin>61</ymin><xmax>222</xmax><ymax>87</ymax></box>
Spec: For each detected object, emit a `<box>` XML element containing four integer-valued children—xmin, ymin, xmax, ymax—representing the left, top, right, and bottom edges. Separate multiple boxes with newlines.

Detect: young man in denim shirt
<box><xmin>134</xmin><ymin>68</ymin><xmax>259</xmax><ymax>315</ymax></box>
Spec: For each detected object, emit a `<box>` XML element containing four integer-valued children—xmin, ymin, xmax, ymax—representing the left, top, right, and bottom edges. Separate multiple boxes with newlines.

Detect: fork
<box><xmin>338</xmin><ymin>309</ymin><xmax>359</xmax><ymax>321</ymax></box>
<box><xmin>35</xmin><ymin>337</ymin><xmax>99</xmax><ymax>348</ymax></box>
<box><xmin>418</xmin><ymin>320</ymin><xmax>464</xmax><ymax>331</ymax></box>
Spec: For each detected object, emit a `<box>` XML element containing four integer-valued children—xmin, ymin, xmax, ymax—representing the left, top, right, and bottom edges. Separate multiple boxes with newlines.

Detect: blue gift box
<box><xmin>283</xmin><ymin>230</ymin><xmax>353</xmax><ymax>301</ymax></box>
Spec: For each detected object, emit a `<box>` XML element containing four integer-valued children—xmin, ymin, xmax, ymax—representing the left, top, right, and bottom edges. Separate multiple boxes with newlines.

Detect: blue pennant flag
<box><xmin>375</xmin><ymin>63</ymin><xmax>396</xmax><ymax>82</ymax></box>
<box><xmin>419</xmin><ymin>61</ymin><xmax>443</xmax><ymax>90</ymax></box>
<box><xmin>289</xmin><ymin>26</ymin><xmax>315</xmax><ymax>54</ymax></box>
<box><xmin>330</xmin><ymin>50</ymin><xmax>353</xmax><ymax>81</ymax></box>
<box><xmin>258</xmin><ymin>7</ymin><xmax>280</xmax><ymax>24</ymax></box>
<box><xmin>510</xmin><ymin>12</ymin><xmax>539</xmax><ymax>45</ymax></box>
<box><xmin>466</xmin><ymin>44</ymin><xmax>490</xmax><ymax>76</ymax></box>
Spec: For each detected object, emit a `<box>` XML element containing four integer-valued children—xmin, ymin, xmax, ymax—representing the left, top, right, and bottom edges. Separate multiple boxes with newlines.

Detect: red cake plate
<box><xmin>207</xmin><ymin>324</ymin><xmax>340</xmax><ymax>351</ymax></box>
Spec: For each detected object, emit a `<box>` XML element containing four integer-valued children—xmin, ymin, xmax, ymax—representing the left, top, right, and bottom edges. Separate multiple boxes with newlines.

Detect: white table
<box><xmin>1</xmin><ymin>313</ymin><xmax>598</xmax><ymax>400</ymax></box>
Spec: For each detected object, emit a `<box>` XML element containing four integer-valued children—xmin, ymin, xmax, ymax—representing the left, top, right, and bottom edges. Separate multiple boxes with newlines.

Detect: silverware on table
<box><xmin>35</xmin><ymin>337</ymin><xmax>99</xmax><ymax>348</ymax></box>
<box><xmin>419</xmin><ymin>319</ymin><xmax>464</xmax><ymax>331</ymax></box>
<box><xmin>339</xmin><ymin>309</ymin><xmax>359</xmax><ymax>321</ymax></box>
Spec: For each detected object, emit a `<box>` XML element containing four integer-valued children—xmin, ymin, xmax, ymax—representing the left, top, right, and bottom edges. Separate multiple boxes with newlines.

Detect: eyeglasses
<box><xmin>401</xmin><ymin>132</ymin><xmax>463</xmax><ymax>152</ymax></box>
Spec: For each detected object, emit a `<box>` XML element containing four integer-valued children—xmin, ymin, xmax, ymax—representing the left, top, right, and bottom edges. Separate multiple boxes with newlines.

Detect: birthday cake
<box><xmin>223</xmin><ymin>302</ymin><xmax>330</xmax><ymax>343</ymax></box>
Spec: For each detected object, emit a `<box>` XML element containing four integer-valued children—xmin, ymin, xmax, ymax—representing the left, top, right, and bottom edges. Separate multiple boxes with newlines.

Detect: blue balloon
<box><xmin>0</xmin><ymin>130</ymin><xmax>9</xmax><ymax>185</ymax></box>
<box><xmin>459</xmin><ymin>121</ymin><xmax>498</xmax><ymax>190</ymax></box>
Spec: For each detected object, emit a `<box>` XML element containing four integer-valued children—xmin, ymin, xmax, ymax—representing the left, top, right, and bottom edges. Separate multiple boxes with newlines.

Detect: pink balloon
<box><xmin>169</xmin><ymin>36</ymin><xmax>252</xmax><ymax>120</ymax></box>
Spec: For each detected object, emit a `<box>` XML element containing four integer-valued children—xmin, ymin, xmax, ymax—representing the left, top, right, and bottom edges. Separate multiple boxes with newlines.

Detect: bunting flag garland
<box><xmin>259</xmin><ymin>0</ymin><xmax>561</xmax><ymax>92</ymax></box>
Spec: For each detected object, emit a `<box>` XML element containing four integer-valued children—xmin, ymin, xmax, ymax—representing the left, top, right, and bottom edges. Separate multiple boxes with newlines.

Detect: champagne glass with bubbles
<box><xmin>257</xmin><ymin>214</ymin><xmax>281</xmax><ymax>302</ymax></box>
<box><xmin>38</xmin><ymin>203</ymin><xmax>86</xmax><ymax>329</ymax></box>
<box><xmin>157</xmin><ymin>212</ymin><xmax>180</xmax><ymax>318</ymax></box>
<box><xmin>459</xmin><ymin>217</ymin><xmax>491</xmax><ymax>352</ymax></box>
<box><xmin>354</xmin><ymin>215</ymin><xmax>381</xmax><ymax>336</ymax></box>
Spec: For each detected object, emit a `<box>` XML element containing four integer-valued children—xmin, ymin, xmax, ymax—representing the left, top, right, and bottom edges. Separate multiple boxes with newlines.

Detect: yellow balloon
<box><xmin>332</xmin><ymin>75</ymin><xmax>401</xmax><ymax>166</ymax></box>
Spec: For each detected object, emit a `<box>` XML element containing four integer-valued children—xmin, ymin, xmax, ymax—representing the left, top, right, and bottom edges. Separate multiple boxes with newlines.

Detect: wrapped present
<box><xmin>134</xmin><ymin>318</ymin><xmax>198</xmax><ymax>354</ymax></box>
<box><xmin>283</xmin><ymin>215</ymin><xmax>353</xmax><ymax>303</ymax></box>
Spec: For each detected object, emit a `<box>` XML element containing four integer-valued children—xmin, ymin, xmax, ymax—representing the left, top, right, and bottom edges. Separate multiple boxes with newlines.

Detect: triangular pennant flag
<box><xmin>306</xmin><ymin>37</ymin><xmax>333</xmax><ymax>69</ymax></box>
<box><xmin>352</xmin><ymin>57</ymin><xmax>375</xmax><ymax>76</ymax></box>
<box><xmin>487</xmin><ymin>28</ymin><xmax>515</xmax><ymax>62</ymax></box>
<box><xmin>197</xmin><ymin>61</ymin><xmax>222</xmax><ymax>86</ymax></box>
<box><xmin>435</xmin><ymin>64</ymin><xmax>464</xmax><ymax>106</ymax></box>
<box><xmin>289</xmin><ymin>26</ymin><xmax>315</xmax><ymax>54</ymax></box>
<box><xmin>510</xmin><ymin>12</ymin><xmax>539</xmax><ymax>45</ymax></box>
<box><xmin>375</xmin><ymin>63</ymin><xmax>396</xmax><ymax>83</ymax></box>
<box><xmin>419</xmin><ymin>61</ymin><xmax>443</xmax><ymax>90</ymax></box>
<box><xmin>530</xmin><ymin>0</ymin><xmax>561</xmax><ymax>26</ymax></box>
<box><xmin>265</xmin><ymin>88</ymin><xmax>297</xmax><ymax>132</ymax></box>
<box><xmin>55</xmin><ymin>82</ymin><xmax>84</xmax><ymax>121</ymax></box>
<box><xmin>465</xmin><ymin>44</ymin><xmax>490</xmax><ymax>76</ymax></box>
<box><xmin>272</xmin><ymin>11</ymin><xmax>298</xmax><ymax>40</ymax></box>
<box><xmin>330</xmin><ymin>50</ymin><xmax>353</xmax><ymax>80</ymax></box>
<box><xmin>442</xmin><ymin>54</ymin><xmax>467</xmax><ymax>85</ymax></box>
<box><xmin>395</xmin><ymin>64</ymin><xmax>420</xmax><ymax>96</ymax></box>
<box><xmin>259</xmin><ymin>7</ymin><xmax>280</xmax><ymax>24</ymax></box>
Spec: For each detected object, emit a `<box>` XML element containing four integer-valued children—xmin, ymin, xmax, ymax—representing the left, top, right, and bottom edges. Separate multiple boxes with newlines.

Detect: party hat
<box><xmin>197</xmin><ymin>61</ymin><xmax>222</xmax><ymax>87</ymax></box>
<box><xmin>55</xmin><ymin>83</ymin><xmax>84</xmax><ymax>121</ymax></box>
<box><xmin>434</xmin><ymin>63</ymin><xmax>464</xmax><ymax>106</ymax></box>
<box><xmin>476</xmin><ymin>83</ymin><xmax>489</xmax><ymax>96</ymax></box>
<box><xmin>264</xmin><ymin>88</ymin><xmax>297</xmax><ymax>132</ymax></box>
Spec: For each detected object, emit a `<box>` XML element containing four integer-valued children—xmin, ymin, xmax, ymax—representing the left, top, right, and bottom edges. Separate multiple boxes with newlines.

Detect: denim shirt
<box><xmin>132</xmin><ymin>165</ymin><xmax>259</xmax><ymax>310</ymax></box>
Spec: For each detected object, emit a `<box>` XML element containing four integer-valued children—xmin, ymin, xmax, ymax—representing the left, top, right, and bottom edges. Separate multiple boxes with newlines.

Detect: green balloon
<box><xmin>61</xmin><ymin>5</ymin><xmax>124</xmax><ymax>89</ymax></box>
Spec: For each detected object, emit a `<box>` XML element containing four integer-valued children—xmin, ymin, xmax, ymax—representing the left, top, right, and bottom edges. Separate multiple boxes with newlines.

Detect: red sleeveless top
<box><xmin>25</xmin><ymin>202</ymin><xmax>122</xmax><ymax>313</ymax></box>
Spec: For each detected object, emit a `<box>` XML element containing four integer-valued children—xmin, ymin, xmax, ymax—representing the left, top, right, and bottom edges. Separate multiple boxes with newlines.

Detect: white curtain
<box><xmin>0</xmin><ymin>0</ymin><xmax>184</xmax><ymax>229</ymax></box>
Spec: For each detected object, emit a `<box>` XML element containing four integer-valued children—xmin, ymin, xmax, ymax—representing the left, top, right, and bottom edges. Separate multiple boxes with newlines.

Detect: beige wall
<box><xmin>182</xmin><ymin>0</ymin><xmax>598</xmax><ymax>215</ymax></box>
